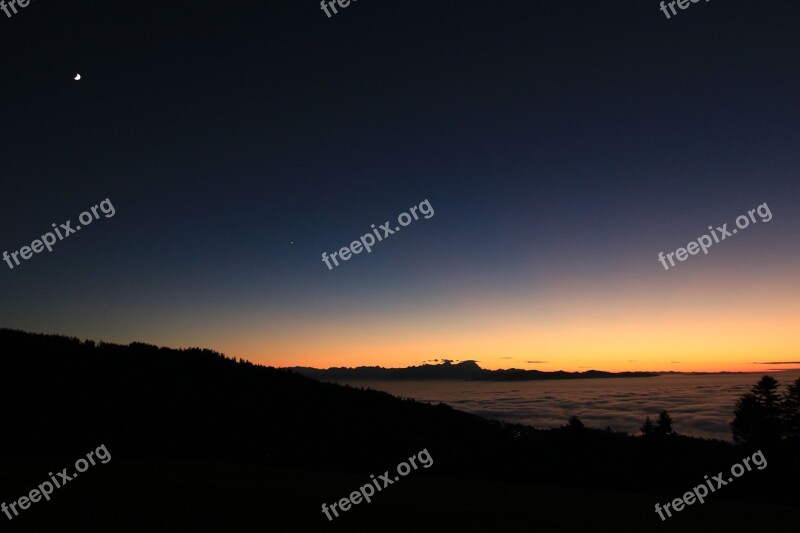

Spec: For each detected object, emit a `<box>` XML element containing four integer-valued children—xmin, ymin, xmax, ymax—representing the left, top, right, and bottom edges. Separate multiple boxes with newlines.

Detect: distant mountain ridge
<box><xmin>3</xmin><ymin>327</ymin><xmax>799</xmax><ymax>531</ymax></box>
<box><xmin>289</xmin><ymin>360</ymin><xmax>658</xmax><ymax>381</ymax></box>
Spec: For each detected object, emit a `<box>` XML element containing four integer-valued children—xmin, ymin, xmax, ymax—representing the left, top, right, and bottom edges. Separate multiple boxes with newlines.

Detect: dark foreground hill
<box><xmin>0</xmin><ymin>329</ymin><xmax>797</xmax><ymax>532</ymax></box>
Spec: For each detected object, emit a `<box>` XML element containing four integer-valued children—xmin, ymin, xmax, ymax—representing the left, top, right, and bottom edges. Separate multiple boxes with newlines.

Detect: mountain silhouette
<box><xmin>1</xmin><ymin>328</ymin><xmax>798</xmax><ymax>531</ymax></box>
<box><xmin>290</xmin><ymin>360</ymin><xmax>658</xmax><ymax>381</ymax></box>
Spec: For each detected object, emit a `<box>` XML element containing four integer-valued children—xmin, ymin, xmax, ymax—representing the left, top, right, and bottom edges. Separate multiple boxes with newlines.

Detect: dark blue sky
<box><xmin>1</xmin><ymin>0</ymin><xmax>798</xmax><ymax>370</ymax></box>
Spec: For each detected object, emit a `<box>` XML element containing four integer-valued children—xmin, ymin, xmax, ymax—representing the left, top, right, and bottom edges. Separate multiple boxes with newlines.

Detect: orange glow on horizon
<box><xmin>193</xmin><ymin>268</ymin><xmax>800</xmax><ymax>374</ymax></box>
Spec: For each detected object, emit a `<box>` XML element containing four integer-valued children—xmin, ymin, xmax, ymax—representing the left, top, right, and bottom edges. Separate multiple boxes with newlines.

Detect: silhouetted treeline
<box><xmin>1</xmin><ymin>328</ymin><xmax>798</xmax><ymax>513</ymax></box>
<box><xmin>731</xmin><ymin>375</ymin><xmax>800</xmax><ymax>444</ymax></box>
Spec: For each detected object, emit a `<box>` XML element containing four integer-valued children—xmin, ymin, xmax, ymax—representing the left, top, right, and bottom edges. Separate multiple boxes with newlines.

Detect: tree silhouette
<box><xmin>641</xmin><ymin>416</ymin><xmax>654</xmax><ymax>437</ymax></box>
<box><xmin>753</xmin><ymin>375</ymin><xmax>781</xmax><ymax>408</ymax></box>
<box><xmin>732</xmin><ymin>394</ymin><xmax>763</xmax><ymax>444</ymax></box>
<box><xmin>563</xmin><ymin>415</ymin><xmax>586</xmax><ymax>432</ymax></box>
<box><xmin>782</xmin><ymin>377</ymin><xmax>800</xmax><ymax>442</ymax></box>
<box><xmin>655</xmin><ymin>410</ymin><xmax>675</xmax><ymax>436</ymax></box>
<box><xmin>640</xmin><ymin>411</ymin><xmax>675</xmax><ymax>439</ymax></box>
<box><xmin>732</xmin><ymin>375</ymin><xmax>783</xmax><ymax>444</ymax></box>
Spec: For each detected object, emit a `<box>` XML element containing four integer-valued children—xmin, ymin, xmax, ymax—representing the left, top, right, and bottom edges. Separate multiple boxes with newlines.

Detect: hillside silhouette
<box><xmin>1</xmin><ymin>329</ymin><xmax>798</xmax><ymax>531</ymax></box>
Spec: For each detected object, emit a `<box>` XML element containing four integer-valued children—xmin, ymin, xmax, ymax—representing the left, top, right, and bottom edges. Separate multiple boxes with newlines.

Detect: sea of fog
<box><xmin>338</xmin><ymin>370</ymin><xmax>800</xmax><ymax>441</ymax></box>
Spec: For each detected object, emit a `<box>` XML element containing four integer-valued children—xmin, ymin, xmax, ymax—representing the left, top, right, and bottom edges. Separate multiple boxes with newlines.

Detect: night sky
<box><xmin>1</xmin><ymin>0</ymin><xmax>798</xmax><ymax>372</ymax></box>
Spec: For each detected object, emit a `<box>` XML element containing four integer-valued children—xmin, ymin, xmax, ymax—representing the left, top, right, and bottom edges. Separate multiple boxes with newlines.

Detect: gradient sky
<box><xmin>1</xmin><ymin>0</ymin><xmax>798</xmax><ymax>372</ymax></box>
